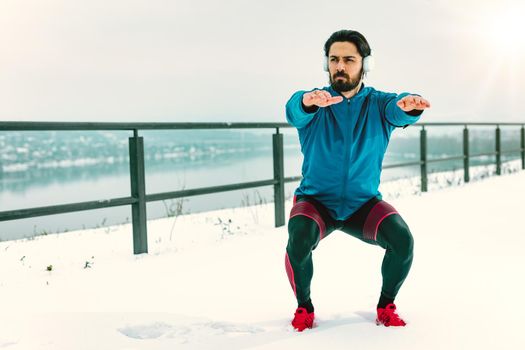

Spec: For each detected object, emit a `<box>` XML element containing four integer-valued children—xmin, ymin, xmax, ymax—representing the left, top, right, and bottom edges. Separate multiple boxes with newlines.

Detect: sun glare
<box><xmin>484</xmin><ymin>6</ymin><xmax>525</xmax><ymax>56</ymax></box>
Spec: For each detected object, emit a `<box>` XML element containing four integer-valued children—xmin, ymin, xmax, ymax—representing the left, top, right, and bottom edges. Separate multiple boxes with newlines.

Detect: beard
<box><xmin>330</xmin><ymin>69</ymin><xmax>363</xmax><ymax>93</ymax></box>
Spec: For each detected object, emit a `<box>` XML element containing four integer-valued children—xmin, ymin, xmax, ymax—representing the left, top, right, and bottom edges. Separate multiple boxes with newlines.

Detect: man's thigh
<box><xmin>290</xmin><ymin>195</ymin><xmax>338</xmax><ymax>243</ymax></box>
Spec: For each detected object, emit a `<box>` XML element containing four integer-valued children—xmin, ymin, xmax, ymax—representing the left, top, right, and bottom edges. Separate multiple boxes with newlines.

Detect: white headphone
<box><xmin>323</xmin><ymin>53</ymin><xmax>375</xmax><ymax>74</ymax></box>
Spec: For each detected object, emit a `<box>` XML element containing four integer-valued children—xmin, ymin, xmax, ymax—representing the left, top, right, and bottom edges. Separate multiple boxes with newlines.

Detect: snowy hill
<box><xmin>1</xmin><ymin>168</ymin><xmax>524</xmax><ymax>350</ymax></box>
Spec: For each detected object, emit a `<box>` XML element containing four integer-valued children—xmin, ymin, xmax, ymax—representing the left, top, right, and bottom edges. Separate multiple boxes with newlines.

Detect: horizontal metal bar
<box><xmin>470</xmin><ymin>152</ymin><xmax>497</xmax><ymax>158</ymax></box>
<box><xmin>0</xmin><ymin>176</ymin><xmax>305</xmax><ymax>223</ymax></box>
<box><xmin>284</xmin><ymin>176</ymin><xmax>303</xmax><ymax>183</ymax></box>
<box><xmin>414</xmin><ymin>122</ymin><xmax>525</xmax><ymax>127</ymax></box>
<box><xmin>0</xmin><ymin>196</ymin><xmax>137</xmax><ymax>222</ymax></box>
<box><xmin>384</xmin><ymin>151</ymin><xmax>522</xmax><ymax>168</ymax></box>
<box><xmin>500</xmin><ymin>148</ymin><xmax>524</xmax><ymax>154</ymax></box>
<box><xmin>0</xmin><ymin>121</ymin><xmax>291</xmax><ymax>131</ymax></box>
<box><xmin>422</xmin><ymin>150</ymin><xmax>524</xmax><ymax>161</ymax></box>
<box><xmin>145</xmin><ymin>179</ymin><xmax>278</xmax><ymax>202</ymax></box>
<box><xmin>426</xmin><ymin>155</ymin><xmax>466</xmax><ymax>164</ymax></box>
<box><xmin>2</xmin><ymin>121</ymin><xmax>525</xmax><ymax>132</ymax></box>
<box><xmin>383</xmin><ymin>160</ymin><xmax>423</xmax><ymax>169</ymax></box>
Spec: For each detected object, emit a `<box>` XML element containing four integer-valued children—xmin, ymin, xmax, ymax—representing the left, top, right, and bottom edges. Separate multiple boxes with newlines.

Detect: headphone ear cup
<box><xmin>363</xmin><ymin>55</ymin><xmax>375</xmax><ymax>73</ymax></box>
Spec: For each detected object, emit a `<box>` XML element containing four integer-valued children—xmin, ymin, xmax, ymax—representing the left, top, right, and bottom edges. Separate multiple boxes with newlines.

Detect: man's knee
<box><xmin>287</xmin><ymin>215</ymin><xmax>320</xmax><ymax>256</ymax></box>
<box><xmin>379</xmin><ymin>215</ymin><xmax>414</xmax><ymax>258</ymax></box>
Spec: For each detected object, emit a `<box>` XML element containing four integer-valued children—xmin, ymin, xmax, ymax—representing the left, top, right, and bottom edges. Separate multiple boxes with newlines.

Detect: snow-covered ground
<box><xmin>1</xmin><ymin>164</ymin><xmax>524</xmax><ymax>349</ymax></box>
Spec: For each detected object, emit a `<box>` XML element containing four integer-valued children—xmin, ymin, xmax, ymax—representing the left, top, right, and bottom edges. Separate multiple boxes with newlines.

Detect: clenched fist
<box><xmin>396</xmin><ymin>95</ymin><xmax>431</xmax><ymax>112</ymax></box>
<box><xmin>303</xmin><ymin>90</ymin><xmax>344</xmax><ymax>108</ymax></box>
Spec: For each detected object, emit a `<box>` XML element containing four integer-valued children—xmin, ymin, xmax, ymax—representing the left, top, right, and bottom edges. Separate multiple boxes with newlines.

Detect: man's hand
<box><xmin>396</xmin><ymin>95</ymin><xmax>431</xmax><ymax>112</ymax></box>
<box><xmin>303</xmin><ymin>90</ymin><xmax>344</xmax><ymax>108</ymax></box>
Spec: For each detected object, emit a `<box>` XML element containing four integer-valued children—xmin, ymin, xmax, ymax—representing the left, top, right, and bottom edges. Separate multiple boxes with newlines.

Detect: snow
<box><xmin>1</xmin><ymin>167</ymin><xmax>524</xmax><ymax>349</ymax></box>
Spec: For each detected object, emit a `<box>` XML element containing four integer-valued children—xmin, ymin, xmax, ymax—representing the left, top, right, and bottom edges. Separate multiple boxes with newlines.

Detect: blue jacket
<box><xmin>286</xmin><ymin>85</ymin><xmax>422</xmax><ymax>220</ymax></box>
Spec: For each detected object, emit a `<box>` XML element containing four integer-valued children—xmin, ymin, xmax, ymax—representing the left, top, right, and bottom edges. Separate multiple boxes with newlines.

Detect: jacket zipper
<box><xmin>338</xmin><ymin>98</ymin><xmax>352</xmax><ymax>213</ymax></box>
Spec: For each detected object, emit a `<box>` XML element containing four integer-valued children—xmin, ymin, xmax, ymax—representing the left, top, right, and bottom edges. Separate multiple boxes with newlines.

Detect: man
<box><xmin>284</xmin><ymin>29</ymin><xmax>430</xmax><ymax>331</ymax></box>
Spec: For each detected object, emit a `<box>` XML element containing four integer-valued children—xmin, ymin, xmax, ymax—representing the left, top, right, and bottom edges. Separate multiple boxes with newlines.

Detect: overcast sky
<box><xmin>1</xmin><ymin>0</ymin><xmax>524</xmax><ymax>123</ymax></box>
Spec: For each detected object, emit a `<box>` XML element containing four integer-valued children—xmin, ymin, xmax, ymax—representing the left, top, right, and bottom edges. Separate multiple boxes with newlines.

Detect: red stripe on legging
<box><xmin>363</xmin><ymin>201</ymin><xmax>398</xmax><ymax>241</ymax></box>
<box><xmin>285</xmin><ymin>252</ymin><xmax>297</xmax><ymax>297</ymax></box>
<box><xmin>290</xmin><ymin>201</ymin><xmax>326</xmax><ymax>239</ymax></box>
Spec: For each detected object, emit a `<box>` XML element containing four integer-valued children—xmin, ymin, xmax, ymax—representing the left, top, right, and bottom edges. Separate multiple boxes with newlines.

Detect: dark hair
<box><xmin>324</xmin><ymin>30</ymin><xmax>371</xmax><ymax>58</ymax></box>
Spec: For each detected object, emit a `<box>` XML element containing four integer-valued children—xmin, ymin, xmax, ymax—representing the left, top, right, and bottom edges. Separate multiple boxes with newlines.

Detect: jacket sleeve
<box><xmin>380</xmin><ymin>92</ymin><xmax>423</xmax><ymax>128</ymax></box>
<box><xmin>285</xmin><ymin>90</ymin><xmax>317</xmax><ymax>129</ymax></box>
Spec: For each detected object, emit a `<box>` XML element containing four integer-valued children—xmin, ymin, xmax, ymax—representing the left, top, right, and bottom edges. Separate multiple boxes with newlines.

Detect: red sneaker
<box><xmin>376</xmin><ymin>303</ymin><xmax>407</xmax><ymax>327</ymax></box>
<box><xmin>291</xmin><ymin>307</ymin><xmax>315</xmax><ymax>331</ymax></box>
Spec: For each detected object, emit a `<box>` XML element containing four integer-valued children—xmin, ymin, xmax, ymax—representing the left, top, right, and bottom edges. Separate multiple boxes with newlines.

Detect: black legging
<box><xmin>285</xmin><ymin>195</ymin><xmax>414</xmax><ymax>306</ymax></box>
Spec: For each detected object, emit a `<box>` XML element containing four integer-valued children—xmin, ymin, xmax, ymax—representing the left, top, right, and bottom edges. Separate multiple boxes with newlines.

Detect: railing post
<box><xmin>273</xmin><ymin>129</ymin><xmax>285</xmax><ymax>227</ymax></box>
<box><xmin>129</xmin><ymin>130</ymin><xmax>148</xmax><ymax>254</ymax></box>
<box><xmin>495</xmin><ymin>126</ymin><xmax>501</xmax><ymax>175</ymax></box>
<box><xmin>463</xmin><ymin>126</ymin><xmax>470</xmax><ymax>183</ymax></box>
<box><xmin>521</xmin><ymin>125</ymin><xmax>525</xmax><ymax>169</ymax></box>
<box><xmin>420</xmin><ymin>127</ymin><xmax>428</xmax><ymax>192</ymax></box>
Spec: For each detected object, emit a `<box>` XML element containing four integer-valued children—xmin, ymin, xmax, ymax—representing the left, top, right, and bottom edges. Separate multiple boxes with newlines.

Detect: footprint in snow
<box><xmin>118</xmin><ymin>320</ymin><xmax>265</xmax><ymax>342</ymax></box>
<box><xmin>118</xmin><ymin>322</ymin><xmax>174</xmax><ymax>340</ymax></box>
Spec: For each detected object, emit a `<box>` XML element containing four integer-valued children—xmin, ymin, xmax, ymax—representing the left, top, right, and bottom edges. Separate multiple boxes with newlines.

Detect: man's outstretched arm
<box><xmin>286</xmin><ymin>89</ymin><xmax>343</xmax><ymax>129</ymax></box>
<box><xmin>383</xmin><ymin>93</ymin><xmax>431</xmax><ymax>128</ymax></box>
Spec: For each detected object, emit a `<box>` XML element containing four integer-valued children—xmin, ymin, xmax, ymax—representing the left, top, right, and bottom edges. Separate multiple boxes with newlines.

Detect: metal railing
<box><xmin>394</xmin><ymin>123</ymin><xmax>525</xmax><ymax>191</ymax></box>
<box><xmin>1</xmin><ymin>121</ymin><xmax>524</xmax><ymax>254</ymax></box>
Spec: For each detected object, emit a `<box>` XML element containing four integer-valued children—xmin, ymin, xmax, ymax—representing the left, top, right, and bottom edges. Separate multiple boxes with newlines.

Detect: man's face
<box><xmin>327</xmin><ymin>41</ymin><xmax>363</xmax><ymax>93</ymax></box>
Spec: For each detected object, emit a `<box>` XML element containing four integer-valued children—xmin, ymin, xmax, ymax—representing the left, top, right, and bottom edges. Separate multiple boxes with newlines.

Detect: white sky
<box><xmin>1</xmin><ymin>0</ymin><xmax>524</xmax><ymax>123</ymax></box>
